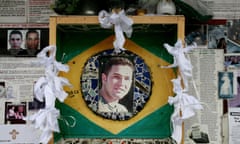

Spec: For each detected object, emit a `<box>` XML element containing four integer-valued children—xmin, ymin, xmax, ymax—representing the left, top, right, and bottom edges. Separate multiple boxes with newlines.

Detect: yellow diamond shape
<box><xmin>61</xmin><ymin>36</ymin><xmax>175</xmax><ymax>134</ymax></box>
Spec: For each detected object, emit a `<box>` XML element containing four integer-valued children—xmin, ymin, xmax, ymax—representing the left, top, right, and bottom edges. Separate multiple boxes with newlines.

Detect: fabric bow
<box><xmin>161</xmin><ymin>40</ymin><xmax>197</xmax><ymax>92</ymax></box>
<box><xmin>26</xmin><ymin>45</ymin><xmax>72</xmax><ymax>143</ymax></box>
<box><xmin>98</xmin><ymin>9</ymin><xmax>133</xmax><ymax>53</ymax></box>
<box><xmin>168</xmin><ymin>76</ymin><xmax>202</xmax><ymax>144</ymax></box>
<box><xmin>34</xmin><ymin>73</ymin><xmax>71</xmax><ymax>106</ymax></box>
<box><xmin>27</xmin><ymin>107</ymin><xmax>60</xmax><ymax>143</ymax></box>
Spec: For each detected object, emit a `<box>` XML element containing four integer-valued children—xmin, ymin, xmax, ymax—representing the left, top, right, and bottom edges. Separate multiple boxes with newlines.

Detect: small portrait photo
<box><xmin>25</xmin><ymin>29</ymin><xmax>41</xmax><ymax>56</ymax></box>
<box><xmin>98</xmin><ymin>56</ymin><xmax>134</xmax><ymax>114</ymax></box>
<box><xmin>218</xmin><ymin>71</ymin><xmax>234</xmax><ymax>99</ymax></box>
<box><xmin>7</xmin><ymin>29</ymin><xmax>26</xmax><ymax>56</ymax></box>
<box><xmin>7</xmin><ymin>29</ymin><xmax>41</xmax><ymax>56</ymax></box>
<box><xmin>0</xmin><ymin>81</ymin><xmax>6</xmax><ymax>98</ymax></box>
<box><xmin>5</xmin><ymin>102</ymin><xmax>27</xmax><ymax>124</ymax></box>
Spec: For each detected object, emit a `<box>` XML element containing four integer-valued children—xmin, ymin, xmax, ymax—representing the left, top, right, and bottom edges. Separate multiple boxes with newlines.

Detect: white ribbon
<box><xmin>168</xmin><ymin>76</ymin><xmax>203</xmax><ymax>144</ymax></box>
<box><xmin>161</xmin><ymin>39</ymin><xmax>201</xmax><ymax>144</ymax></box>
<box><xmin>28</xmin><ymin>108</ymin><xmax>60</xmax><ymax>132</ymax></box>
<box><xmin>34</xmin><ymin>46</ymin><xmax>71</xmax><ymax>105</ymax></box>
<box><xmin>98</xmin><ymin>10</ymin><xmax>133</xmax><ymax>53</ymax></box>
<box><xmin>26</xmin><ymin>45</ymin><xmax>72</xmax><ymax>143</ymax></box>
<box><xmin>161</xmin><ymin>40</ymin><xmax>197</xmax><ymax>92</ymax></box>
<box><xmin>39</xmin><ymin>130</ymin><xmax>53</xmax><ymax>144</ymax></box>
<box><xmin>24</xmin><ymin>107</ymin><xmax>60</xmax><ymax>143</ymax></box>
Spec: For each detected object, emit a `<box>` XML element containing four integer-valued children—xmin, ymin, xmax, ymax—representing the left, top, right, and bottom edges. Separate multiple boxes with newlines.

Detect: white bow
<box><xmin>168</xmin><ymin>76</ymin><xmax>202</xmax><ymax>144</ymax></box>
<box><xmin>161</xmin><ymin>40</ymin><xmax>202</xmax><ymax>144</ymax></box>
<box><xmin>98</xmin><ymin>10</ymin><xmax>133</xmax><ymax>53</ymax></box>
<box><xmin>25</xmin><ymin>45</ymin><xmax>72</xmax><ymax>143</ymax></box>
<box><xmin>28</xmin><ymin>107</ymin><xmax>60</xmax><ymax>143</ymax></box>
<box><xmin>162</xmin><ymin>40</ymin><xmax>197</xmax><ymax>92</ymax></box>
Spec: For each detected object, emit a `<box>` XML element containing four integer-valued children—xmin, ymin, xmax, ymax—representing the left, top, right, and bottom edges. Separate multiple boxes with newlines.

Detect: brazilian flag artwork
<box><xmin>54</xmin><ymin>24</ymin><xmax>178</xmax><ymax>141</ymax></box>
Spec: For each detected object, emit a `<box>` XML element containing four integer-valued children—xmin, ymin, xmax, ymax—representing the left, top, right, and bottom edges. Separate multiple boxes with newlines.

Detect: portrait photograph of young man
<box><xmin>25</xmin><ymin>29</ymin><xmax>41</xmax><ymax>56</ymax></box>
<box><xmin>98</xmin><ymin>56</ymin><xmax>134</xmax><ymax>113</ymax></box>
<box><xmin>8</xmin><ymin>30</ymin><xmax>25</xmax><ymax>55</ymax></box>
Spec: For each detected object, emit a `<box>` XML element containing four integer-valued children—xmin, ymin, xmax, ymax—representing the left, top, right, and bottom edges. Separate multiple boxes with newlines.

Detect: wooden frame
<box><xmin>48</xmin><ymin>15</ymin><xmax>185</xmax><ymax>144</ymax></box>
<box><xmin>49</xmin><ymin>15</ymin><xmax>185</xmax><ymax>45</ymax></box>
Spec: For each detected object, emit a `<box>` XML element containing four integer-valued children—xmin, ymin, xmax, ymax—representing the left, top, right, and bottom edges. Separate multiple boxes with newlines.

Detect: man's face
<box><xmin>102</xmin><ymin>65</ymin><xmax>133</xmax><ymax>100</ymax></box>
<box><xmin>26</xmin><ymin>33</ymin><xmax>39</xmax><ymax>49</ymax></box>
<box><xmin>9</xmin><ymin>34</ymin><xmax>22</xmax><ymax>49</ymax></box>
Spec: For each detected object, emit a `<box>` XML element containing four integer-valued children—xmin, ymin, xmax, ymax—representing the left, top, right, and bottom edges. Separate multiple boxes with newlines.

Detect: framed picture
<box><xmin>218</xmin><ymin>71</ymin><xmax>234</xmax><ymax>99</ymax></box>
<box><xmin>51</xmin><ymin>16</ymin><xmax>183</xmax><ymax>139</ymax></box>
<box><xmin>5</xmin><ymin>102</ymin><xmax>27</xmax><ymax>124</ymax></box>
<box><xmin>81</xmin><ymin>50</ymin><xmax>152</xmax><ymax>120</ymax></box>
<box><xmin>0</xmin><ymin>28</ymin><xmax>49</xmax><ymax>56</ymax></box>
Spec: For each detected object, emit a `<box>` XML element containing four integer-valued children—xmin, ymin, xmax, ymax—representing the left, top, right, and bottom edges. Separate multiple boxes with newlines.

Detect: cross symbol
<box><xmin>9</xmin><ymin>129</ymin><xmax>19</xmax><ymax>140</ymax></box>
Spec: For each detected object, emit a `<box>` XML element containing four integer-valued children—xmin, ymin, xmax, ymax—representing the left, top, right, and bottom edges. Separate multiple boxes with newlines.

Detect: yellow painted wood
<box><xmin>49</xmin><ymin>17</ymin><xmax>57</xmax><ymax>45</ymax></box>
<box><xmin>49</xmin><ymin>15</ymin><xmax>185</xmax><ymax>45</ymax></box>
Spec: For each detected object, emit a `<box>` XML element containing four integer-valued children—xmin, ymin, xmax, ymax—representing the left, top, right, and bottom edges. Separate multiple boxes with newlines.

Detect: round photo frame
<box><xmin>81</xmin><ymin>49</ymin><xmax>152</xmax><ymax>120</ymax></box>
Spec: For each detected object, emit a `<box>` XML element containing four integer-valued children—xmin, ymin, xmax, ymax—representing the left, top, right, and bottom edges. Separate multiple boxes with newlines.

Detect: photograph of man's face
<box><xmin>8</xmin><ymin>30</ymin><xmax>24</xmax><ymax>50</ymax></box>
<box><xmin>25</xmin><ymin>30</ymin><xmax>40</xmax><ymax>50</ymax></box>
<box><xmin>6</xmin><ymin>29</ymin><xmax>42</xmax><ymax>56</ymax></box>
<box><xmin>98</xmin><ymin>56</ymin><xmax>134</xmax><ymax>113</ymax></box>
<box><xmin>81</xmin><ymin>49</ymin><xmax>152</xmax><ymax>120</ymax></box>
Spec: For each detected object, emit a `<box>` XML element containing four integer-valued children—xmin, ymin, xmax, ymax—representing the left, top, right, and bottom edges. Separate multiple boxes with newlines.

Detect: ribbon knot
<box><xmin>167</xmin><ymin>75</ymin><xmax>202</xmax><ymax>144</ymax></box>
<box><xmin>25</xmin><ymin>45</ymin><xmax>72</xmax><ymax>143</ymax></box>
<box><xmin>98</xmin><ymin>10</ymin><xmax>133</xmax><ymax>53</ymax></box>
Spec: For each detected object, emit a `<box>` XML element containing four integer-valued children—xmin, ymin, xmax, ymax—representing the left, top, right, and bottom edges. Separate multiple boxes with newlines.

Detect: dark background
<box><xmin>0</xmin><ymin>28</ymin><xmax>49</xmax><ymax>56</ymax></box>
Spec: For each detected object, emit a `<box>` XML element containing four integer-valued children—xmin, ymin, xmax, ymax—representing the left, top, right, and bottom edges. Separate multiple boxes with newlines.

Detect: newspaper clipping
<box><xmin>0</xmin><ymin>0</ymin><xmax>56</xmax><ymax>24</ymax></box>
<box><xmin>0</xmin><ymin>57</ymin><xmax>44</xmax><ymax>143</ymax></box>
<box><xmin>202</xmin><ymin>0</ymin><xmax>240</xmax><ymax>19</ymax></box>
<box><xmin>0</xmin><ymin>57</ymin><xmax>44</xmax><ymax>118</ymax></box>
<box><xmin>228</xmin><ymin>107</ymin><xmax>240</xmax><ymax>144</ymax></box>
<box><xmin>227</xmin><ymin>70</ymin><xmax>240</xmax><ymax>144</ymax></box>
<box><xmin>184</xmin><ymin>48</ymin><xmax>224</xmax><ymax>144</ymax></box>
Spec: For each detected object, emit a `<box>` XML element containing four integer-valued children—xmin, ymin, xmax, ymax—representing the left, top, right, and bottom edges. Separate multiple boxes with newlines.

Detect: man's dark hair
<box><xmin>9</xmin><ymin>30</ymin><xmax>23</xmax><ymax>39</ymax></box>
<box><xmin>26</xmin><ymin>30</ymin><xmax>39</xmax><ymax>39</ymax></box>
<box><xmin>102</xmin><ymin>56</ymin><xmax>134</xmax><ymax>75</ymax></box>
